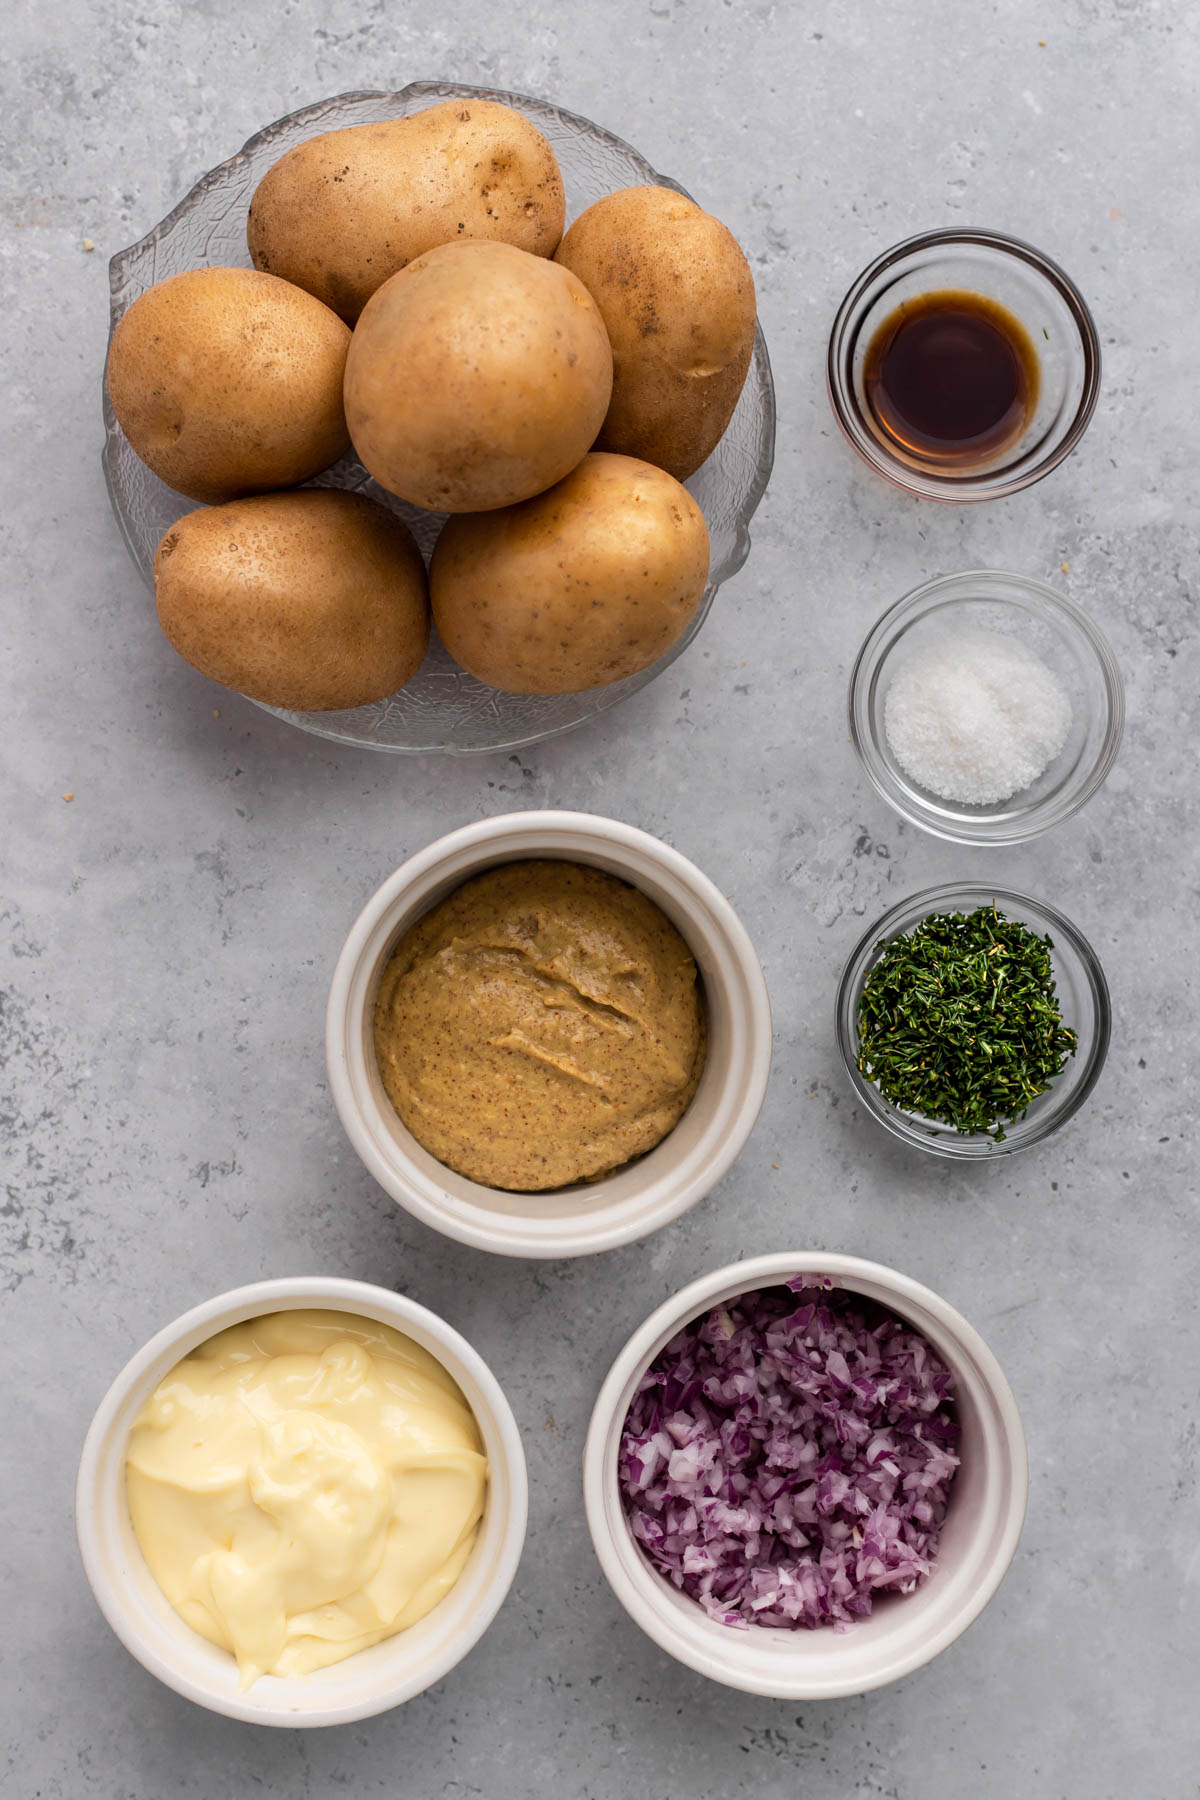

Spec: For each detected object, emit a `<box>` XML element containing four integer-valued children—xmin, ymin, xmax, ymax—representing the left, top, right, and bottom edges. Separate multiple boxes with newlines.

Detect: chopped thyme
<box><xmin>856</xmin><ymin>904</ymin><xmax>1077</xmax><ymax>1140</ymax></box>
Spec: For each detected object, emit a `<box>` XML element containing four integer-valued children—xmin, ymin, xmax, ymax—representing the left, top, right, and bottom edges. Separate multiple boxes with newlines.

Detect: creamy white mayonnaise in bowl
<box><xmin>326</xmin><ymin>810</ymin><xmax>772</xmax><ymax>1258</ymax></box>
<box><xmin>75</xmin><ymin>1276</ymin><xmax>528</xmax><ymax>1726</ymax></box>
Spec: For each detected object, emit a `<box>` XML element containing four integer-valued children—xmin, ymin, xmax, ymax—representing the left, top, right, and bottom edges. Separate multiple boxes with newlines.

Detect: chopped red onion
<box><xmin>618</xmin><ymin>1282</ymin><xmax>960</xmax><ymax>1630</ymax></box>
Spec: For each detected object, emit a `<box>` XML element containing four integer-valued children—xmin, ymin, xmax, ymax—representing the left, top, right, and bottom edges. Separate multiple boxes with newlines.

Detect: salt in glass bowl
<box><xmin>103</xmin><ymin>81</ymin><xmax>775</xmax><ymax>755</ymax></box>
<box><xmin>584</xmin><ymin>1250</ymin><xmax>1028</xmax><ymax>1698</ymax></box>
<box><xmin>827</xmin><ymin>228</ymin><xmax>1100</xmax><ymax>501</ymax></box>
<box><xmin>835</xmin><ymin>883</ymin><xmax>1111</xmax><ymax>1159</ymax></box>
<box><xmin>848</xmin><ymin>570</ymin><xmax>1124</xmax><ymax>846</ymax></box>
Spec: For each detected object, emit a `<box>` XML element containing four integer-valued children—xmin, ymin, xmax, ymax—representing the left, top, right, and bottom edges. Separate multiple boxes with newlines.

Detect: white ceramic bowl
<box><xmin>326</xmin><ymin>811</ymin><xmax>772</xmax><ymax>1258</ymax></box>
<box><xmin>76</xmin><ymin>1277</ymin><xmax>528</xmax><ymax>1726</ymax></box>
<box><xmin>584</xmin><ymin>1252</ymin><xmax>1027</xmax><ymax>1698</ymax></box>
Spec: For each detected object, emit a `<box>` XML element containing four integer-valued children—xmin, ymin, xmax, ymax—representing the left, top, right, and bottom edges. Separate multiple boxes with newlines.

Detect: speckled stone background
<box><xmin>3</xmin><ymin>1</ymin><xmax>1198</xmax><ymax>1795</ymax></box>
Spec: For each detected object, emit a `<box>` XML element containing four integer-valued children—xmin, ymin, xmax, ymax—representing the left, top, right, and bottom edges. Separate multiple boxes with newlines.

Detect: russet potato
<box><xmin>430</xmin><ymin>451</ymin><xmax>709</xmax><ymax>694</ymax></box>
<box><xmin>343</xmin><ymin>239</ymin><xmax>613</xmax><ymax>513</ymax></box>
<box><xmin>105</xmin><ymin>267</ymin><xmax>351</xmax><ymax>504</ymax></box>
<box><xmin>554</xmin><ymin>186</ymin><xmax>756</xmax><ymax>480</ymax></box>
<box><xmin>247</xmin><ymin>98</ymin><xmax>565</xmax><ymax>324</ymax></box>
<box><xmin>153</xmin><ymin>490</ymin><xmax>429</xmax><ymax>711</ymax></box>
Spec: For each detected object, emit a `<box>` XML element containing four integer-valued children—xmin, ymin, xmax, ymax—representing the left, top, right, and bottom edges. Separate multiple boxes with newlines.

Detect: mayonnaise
<box><xmin>125</xmin><ymin>1309</ymin><xmax>488</xmax><ymax>1687</ymax></box>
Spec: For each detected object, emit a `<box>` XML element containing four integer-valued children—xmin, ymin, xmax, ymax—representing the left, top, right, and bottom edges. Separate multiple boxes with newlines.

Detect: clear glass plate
<box><xmin>103</xmin><ymin>81</ymin><xmax>776</xmax><ymax>755</ymax></box>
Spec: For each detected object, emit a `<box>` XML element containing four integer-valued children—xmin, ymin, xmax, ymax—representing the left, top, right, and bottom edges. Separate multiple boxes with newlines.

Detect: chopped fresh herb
<box><xmin>856</xmin><ymin>904</ymin><xmax>1077</xmax><ymax>1140</ymax></box>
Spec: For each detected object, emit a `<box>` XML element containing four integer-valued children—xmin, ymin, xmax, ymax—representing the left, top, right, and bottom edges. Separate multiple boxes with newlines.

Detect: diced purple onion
<box><xmin>618</xmin><ymin>1283</ymin><xmax>960</xmax><ymax>1630</ymax></box>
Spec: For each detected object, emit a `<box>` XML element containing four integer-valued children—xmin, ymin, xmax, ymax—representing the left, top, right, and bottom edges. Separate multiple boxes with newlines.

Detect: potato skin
<box><xmin>154</xmin><ymin>490</ymin><xmax>430</xmax><ymax>711</ymax></box>
<box><xmin>430</xmin><ymin>452</ymin><xmax>709</xmax><ymax>694</ymax></box>
<box><xmin>247</xmin><ymin>99</ymin><xmax>566</xmax><ymax>324</ymax></box>
<box><xmin>554</xmin><ymin>186</ymin><xmax>756</xmax><ymax>481</ymax></box>
<box><xmin>106</xmin><ymin>267</ymin><xmax>351</xmax><ymax>505</ymax></box>
<box><xmin>344</xmin><ymin>240</ymin><xmax>613</xmax><ymax>513</ymax></box>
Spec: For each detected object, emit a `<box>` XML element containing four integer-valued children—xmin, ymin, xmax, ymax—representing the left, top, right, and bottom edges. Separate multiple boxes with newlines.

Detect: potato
<box><xmin>344</xmin><ymin>240</ymin><xmax>613</xmax><ymax>513</ymax></box>
<box><xmin>554</xmin><ymin>186</ymin><xmax>756</xmax><ymax>480</ymax></box>
<box><xmin>247</xmin><ymin>98</ymin><xmax>565</xmax><ymax>324</ymax></box>
<box><xmin>105</xmin><ymin>268</ymin><xmax>351</xmax><ymax>504</ymax></box>
<box><xmin>154</xmin><ymin>490</ymin><xmax>429</xmax><ymax>711</ymax></box>
<box><xmin>430</xmin><ymin>452</ymin><xmax>709</xmax><ymax>693</ymax></box>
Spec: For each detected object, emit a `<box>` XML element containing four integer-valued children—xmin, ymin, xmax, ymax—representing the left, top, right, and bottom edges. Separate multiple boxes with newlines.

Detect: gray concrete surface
<box><xmin>3</xmin><ymin>1</ymin><xmax>1198</xmax><ymax>1795</ymax></box>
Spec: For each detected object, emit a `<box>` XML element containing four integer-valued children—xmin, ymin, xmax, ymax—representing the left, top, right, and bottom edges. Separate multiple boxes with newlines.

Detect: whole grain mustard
<box><xmin>373</xmin><ymin>860</ymin><xmax>707</xmax><ymax>1190</ymax></box>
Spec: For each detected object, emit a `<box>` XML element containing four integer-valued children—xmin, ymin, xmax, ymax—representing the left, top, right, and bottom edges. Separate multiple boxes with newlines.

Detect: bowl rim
<box><xmin>325</xmin><ymin>810</ymin><xmax>773</xmax><ymax>1257</ymax></box>
<box><xmin>102</xmin><ymin>79</ymin><xmax>776</xmax><ymax>757</ymax></box>
<box><xmin>847</xmin><ymin>568</ymin><xmax>1126</xmax><ymax>845</ymax></box>
<box><xmin>75</xmin><ymin>1275</ymin><xmax>529</xmax><ymax>1726</ymax></box>
<box><xmin>826</xmin><ymin>225</ymin><xmax>1102</xmax><ymax>502</ymax></box>
<box><xmin>834</xmin><ymin>881</ymin><xmax>1112</xmax><ymax>1158</ymax></box>
<box><xmin>583</xmin><ymin>1250</ymin><xmax>1029</xmax><ymax>1698</ymax></box>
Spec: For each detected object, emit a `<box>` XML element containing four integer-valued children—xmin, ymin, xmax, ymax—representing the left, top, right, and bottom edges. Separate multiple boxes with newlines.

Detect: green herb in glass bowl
<box><xmin>855</xmin><ymin>904</ymin><xmax>1077</xmax><ymax>1141</ymax></box>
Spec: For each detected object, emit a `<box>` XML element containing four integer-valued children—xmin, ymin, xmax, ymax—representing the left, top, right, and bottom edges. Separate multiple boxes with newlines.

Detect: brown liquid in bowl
<box><xmin>863</xmin><ymin>289</ymin><xmax>1039</xmax><ymax>467</ymax></box>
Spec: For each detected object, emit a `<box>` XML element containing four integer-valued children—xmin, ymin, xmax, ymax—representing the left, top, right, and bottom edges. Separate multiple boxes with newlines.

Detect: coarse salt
<box><xmin>884</xmin><ymin>626</ymin><xmax>1072</xmax><ymax>806</ymax></box>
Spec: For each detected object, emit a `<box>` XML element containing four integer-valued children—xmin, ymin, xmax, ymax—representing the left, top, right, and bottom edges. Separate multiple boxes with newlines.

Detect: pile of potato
<box><xmin>106</xmin><ymin>98</ymin><xmax>757</xmax><ymax>711</ymax></box>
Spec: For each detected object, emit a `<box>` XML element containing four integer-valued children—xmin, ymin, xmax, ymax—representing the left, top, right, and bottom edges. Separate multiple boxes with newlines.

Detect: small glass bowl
<box><xmin>849</xmin><ymin>570</ymin><xmax>1123</xmax><ymax>846</ymax></box>
<box><xmin>827</xmin><ymin>228</ymin><xmax>1100</xmax><ymax>501</ymax></box>
<box><xmin>835</xmin><ymin>883</ymin><xmax>1111</xmax><ymax>1160</ymax></box>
